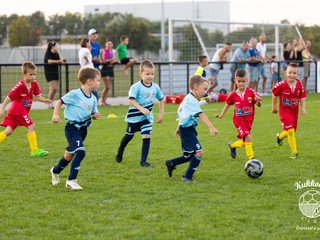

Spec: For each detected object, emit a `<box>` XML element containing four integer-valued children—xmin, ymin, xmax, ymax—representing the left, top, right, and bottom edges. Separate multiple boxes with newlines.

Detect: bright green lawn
<box><xmin>0</xmin><ymin>94</ymin><xmax>320</xmax><ymax>239</ymax></box>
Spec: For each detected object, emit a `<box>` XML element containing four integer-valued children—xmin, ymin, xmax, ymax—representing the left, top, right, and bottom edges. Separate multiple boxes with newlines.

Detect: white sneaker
<box><xmin>65</xmin><ymin>179</ymin><xmax>83</xmax><ymax>190</ymax></box>
<box><xmin>50</xmin><ymin>167</ymin><xmax>60</xmax><ymax>185</ymax></box>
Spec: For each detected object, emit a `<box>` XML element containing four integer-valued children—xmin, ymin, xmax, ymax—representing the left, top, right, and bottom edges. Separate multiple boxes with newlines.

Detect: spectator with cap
<box><xmin>88</xmin><ymin>28</ymin><xmax>100</xmax><ymax>100</ymax></box>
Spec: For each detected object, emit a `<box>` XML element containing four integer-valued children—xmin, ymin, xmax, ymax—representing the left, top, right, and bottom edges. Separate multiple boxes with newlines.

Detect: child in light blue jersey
<box><xmin>116</xmin><ymin>59</ymin><xmax>165</xmax><ymax>168</ymax></box>
<box><xmin>165</xmin><ymin>75</ymin><xmax>219</xmax><ymax>182</ymax></box>
<box><xmin>50</xmin><ymin>67</ymin><xmax>101</xmax><ymax>190</ymax></box>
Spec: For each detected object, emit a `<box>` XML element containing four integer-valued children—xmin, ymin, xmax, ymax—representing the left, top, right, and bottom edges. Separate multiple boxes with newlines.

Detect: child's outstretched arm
<box><xmin>52</xmin><ymin>99</ymin><xmax>62</xmax><ymax>123</ymax></box>
<box><xmin>129</xmin><ymin>99</ymin><xmax>150</xmax><ymax>115</ymax></box>
<box><xmin>300</xmin><ymin>99</ymin><xmax>307</xmax><ymax>116</ymax></box>
<box><xmin>214</xmin><ymin>104</ymin><xmax>230</xmax><ymax>119</ymax></box>
<box><xmin>255</xmin><ymin>95</ymin><xmax>262</xmax><ymax>107</ymax></box>
<box><xmin>271</xmin><ymin>95</ymin><xmax>278</xmax><ymax>113</ymax></box>
<box><xmin>156</xmin><ymin>99</ymin><xmax>165</xmax><ymax>123</ymax></box>
<box><xmin>199</xmin><ymin>112</ymin><xmax>219</xmax><ymax>136</ymax></box>
<box><xmin>36</xmin><ymin>95</ymin><xmax>52</xmax><ymax>105</ymax></box>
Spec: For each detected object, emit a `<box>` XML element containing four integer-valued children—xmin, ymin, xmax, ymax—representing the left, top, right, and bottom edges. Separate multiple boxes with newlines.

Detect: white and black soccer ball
<box><xmin>244</xmin><ymin>159</ymin><xmax>264</xmax><ymax>178</ymax></box>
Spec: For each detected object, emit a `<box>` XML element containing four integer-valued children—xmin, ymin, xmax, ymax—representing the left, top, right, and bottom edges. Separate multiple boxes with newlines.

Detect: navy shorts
<box><xmin>65</xmin><ymin>123</ymin><xmax>87</xmax><ymax>154</ymax></box>
<box><xmin>179</xmin><ymin>125</ymin><xmax>202</xmax><ymax>155</ymax></box>
<box><xmin>126</xmin><ymin>119</ymin><xmax>152</xmax><ymax>137</ymax></box>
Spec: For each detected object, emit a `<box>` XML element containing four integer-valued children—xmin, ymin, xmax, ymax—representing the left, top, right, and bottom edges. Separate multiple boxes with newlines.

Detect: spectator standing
<box><xmin>208</xmin><ymin>42</ymin><xmax>232</xmax><ymax>94</ymax></box>
<box><xmin>292</xmin><ymin>38</ymin><xmax>304</xmax><ymax>78</ymax></box>
<box><xmin>283</xmin><ymin>42</ymin><xmax>293</xmax><ymax>71</ymax></box>
<box><xmin>256</xmin><ymin>33</ymin><xmax>269</xmax><ymax>95</ymax></box>
<box><xmin>248</xmin><ymin>38</ymin><xmax>262</xmax><ymax>92</ymax></box>
<box><xmin>78</xmin><ymin>38</ymin><xmax>94</xmax><ymax>69</ymax></box>
<box><xmin>302</xmin><ymin>40</ymin><xmax>317</xmax><ymax>90</ymax></box>
<box><xmin>100</xmin><ymin>40</ymin><xmax>118</xmax><ymax>106</ymax></box>
<box><xmin>88</xmin><ymin>28</ymin><xmax>100</xmax><ymax>100</ymax></box>
<box><xmin>229</xmin><ymin>41</ymin><xmax>251</xmax><ymax>92</ymax></box>
<box><xmin>44</xmin><ymin>41</ymin><xmax>65</xmax><ymax>108</ymax></box>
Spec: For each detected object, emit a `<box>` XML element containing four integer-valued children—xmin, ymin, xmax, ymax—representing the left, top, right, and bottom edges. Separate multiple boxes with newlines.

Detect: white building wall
<box><xmin>85</xmin><ymin>1</ymin><xmax>230</xmax><ymax>22</ymax></box>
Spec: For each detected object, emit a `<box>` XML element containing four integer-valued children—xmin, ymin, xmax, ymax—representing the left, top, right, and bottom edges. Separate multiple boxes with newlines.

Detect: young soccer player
<box><xmin>215</xmin><ymin>69</ymin><xmax>261</xmax><ymax>160</ymax></box>
<box><xmin>195</xmin><ymin>55</ymin><xmax>208</xmax><ymax>78</ymax></box>
<box><xmin>271</xmin><ymin>62</ymin><xmax>307</xmax><ymax>159</ymax></box>
<box><xmin>115</xmin><ymin>60</ymin><xmax>164</xmax><ymax>168</ymax></box>
<box><xmin>50</xmin><ymin>67</ymin><xmax>101</xmax><ymax>190</ymax></box>
<box><xmin>165</xmin><ymin>75</ymin><xmax>219</xmax><ymax>182</ymax></box>
<box><xmin>0</xmin><ymin>61</ymin><xmax>51</xmax><ymax>157</ymax></box>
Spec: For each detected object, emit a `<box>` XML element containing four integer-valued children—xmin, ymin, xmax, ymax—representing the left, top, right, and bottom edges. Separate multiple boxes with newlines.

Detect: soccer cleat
<box><xmin>165</xmin><ymin>159</ymin><xmax>176</xmax><ymax>177</ymax></box>
<box><xmin>66</xmin><ymin>180</ymin><xmax>83</xmax><ymax>190</ymax></box>
<box><xmin>276</xmin><ymin>133</ymin><xmax>283</xmax><ymax>148</ymax></box>
<box><xmin>290</xmin><ymin>152</ymin><xmax>298</xmax><ymax>159</ymax></box>
<box><xmin>50</xmin><ymin>167</ymin><xmax>60</xmax><ymax>185</ymax></box>
<box><xmin>200</xmin><ymin>93</ymin><xmax>210</xmax><ymax>102</ymax></box>
<box><xmin>228</xmin><ymin>142</ymin><xmax>236</xmax><ymax>159</ymax></box>
<box><xmin>31</xmin><ymin>148</ymin><xmax>49</xmax><ymax>157</ymax></box>
<box><xmin>140</xmin><ymin>161</ymin><xmax>154</xmax><ymax>168</ymax></box>
<box><xmin>181</xmin><ymin>175</ymin><xmax>196</xmax><ymax>182</ymax></box>
<box><xmin>115</xmin><ymin>149</ymin><xmax>123</xmax><ymax>163</ymax></box>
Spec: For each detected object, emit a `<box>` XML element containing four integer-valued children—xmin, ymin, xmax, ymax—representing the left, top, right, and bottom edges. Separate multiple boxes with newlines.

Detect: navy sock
<box><xmin>68</xmin><ymin>150</ymin><xmax>86</xmax><ymax>180</ymax></box>
<box><xmin>171</xmin><ymin>155</ymin><xmax>191</xmax><ymax>166</ymax></box>
<box><xmin>53</xmin><ymin>157</ymin><xmax>70</xmax><ymax>174</ymax></box>
<box><xmin>184</xmin><ymin>155</ymin><xmax>202</xmax><ymax>179</ymax></box>
<box><xmin>141</xmin><ymin>138</ymin><xmax>150</xmax><ymax>163</ymax></box>
<box><xmin>118</xmin><ymin>134</ymin><xmax>134</xmax><ymax>153</ymax></box>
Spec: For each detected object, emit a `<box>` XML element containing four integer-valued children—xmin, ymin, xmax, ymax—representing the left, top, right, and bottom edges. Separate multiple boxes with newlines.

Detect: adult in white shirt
<box><xmin>208</xmin><ymin>42</ymin><xmax>232</xmax><ymax>94</ymax></box>
<box><xmin>79</xmin><ymin>37</ymin><xmax>94</xmax><ymax>69</ymax></box>
<box><xmin>256</xmin><ymin>33</ymin><xmax>269</xmax><ymax>94</ymax></box>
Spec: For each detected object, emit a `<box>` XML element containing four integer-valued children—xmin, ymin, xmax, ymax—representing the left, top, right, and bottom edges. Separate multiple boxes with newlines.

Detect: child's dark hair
<box><xmin>140</xmin><ymin>59</ymin><xmax>155</xmax><ymax>72</ymax></box>
<box><xmin>21</xmin><ymin>61</ymin><xmax>36</xmax><ymax>74</ymax></box>
<box><xmin>271</xmin><ymin>55</ymin><xmax>276</xmax><ymax>62</ymax></box>
<box><xmin>46</xmin><ymin>41</ymin><xmax>58</xmax><ymax>52</ymax></box>
<box><xmin>78</xmin><ymin>67</ymin><xmax>100</xmax><ymax>85</ymax></box>
<box><xmin>189</xmin><ymin>75</ymin><xmax>208</xmax><ymax>90</ymax></box>
<box><xmin>198</xmin><ymin>55</ymin><xmax>207</xmax><ymax>62</ymax></box>
<box><xmin>80</xmin><ymin>38</ymin><xmax>89</xmax><ymax>48</ymax></box>
<box><xmin>120</xmin><ymin>35</ymin><xmax>128</xmax><ymax>42</ymax></box>
<box><xmin>235</xmin><ymin>69</ymin><xmax>247</xmax><ymax>78</ymax></box>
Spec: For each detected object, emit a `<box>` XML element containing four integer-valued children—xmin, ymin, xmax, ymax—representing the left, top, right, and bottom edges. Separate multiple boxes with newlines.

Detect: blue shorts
<box><xmin>249</xmin><ymin>66</ymin><xmax>259</xmax><ymax>83</ymax></box>
<box><xmin>179</xmin><ymin>125</ymin><xmax>202</xmax><ymax>155</ymax></box>
<box><xmin>126</xmin><ymin>119</ymin><xmax>152</xmax><ymax>137</ymax></box>
<box><xmin>65</xmin><ymin>123</ymin><xmax>87</xmax><ymax>154</ymax></box>
<box><xmin>258</xmin><ymin>64</ymin><xmax>266</xmax><ymax>78</ymax></box>
<box><xmin>209</xmin><ymin>67</ymin><xmax>220</xmax><ymax>83</ymax></box>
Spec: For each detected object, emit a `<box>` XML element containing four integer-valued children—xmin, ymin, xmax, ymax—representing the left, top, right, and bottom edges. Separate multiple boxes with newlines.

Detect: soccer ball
<box><xmin>244</xmin><ymin>159</ymin><xmax>264</xmax><ymax>178</ymax></box>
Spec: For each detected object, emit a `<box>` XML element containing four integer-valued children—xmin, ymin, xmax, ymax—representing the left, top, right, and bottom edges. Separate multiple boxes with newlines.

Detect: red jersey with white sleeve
<box><xmin>7</xmin><ymin>80</ymin><xmax>42</xmax><ymax>116</ymax></box>
<box><xmin>272</xmin><ymin>79</ymin><xmax>306</xmax><ymax>130</ymax></box>
<box><xmin>226</xmin><ymin>88</ymin><xmax>260</xmax><ymax>139</ymax></box>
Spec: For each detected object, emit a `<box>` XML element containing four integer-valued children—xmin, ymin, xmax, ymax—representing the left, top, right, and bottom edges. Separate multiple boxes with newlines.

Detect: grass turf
<box><xmin>0</xmin><ymin>94</ymin><xmax>319</xmax><ymax>239</ymax></box>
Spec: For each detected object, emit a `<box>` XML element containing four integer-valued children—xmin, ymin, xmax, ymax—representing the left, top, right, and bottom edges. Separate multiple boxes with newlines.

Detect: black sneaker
<box><xmin>228</xmin><ymin>142</ymin><xmax>236</xmax><ymax>159</ymax></box>
<box><xmin>165</xmin><ymin>159</ymin><xmax>175</xmax><ymax>177</ymax></box>
<box><xmin>140</xmin><ymin>161</ymin><xmax>154</xmax><ymax>168</ymax></box>
<box><xmin>181</xmin><ymin>175</ymin><xmax>196</xmax><ymax>182</ymax></box>
<box><xmin>115</xmin><ymin>149</ymin><xmax>123</xmax><ymax>163</ymax></box>
<box><xmin>276</xmin><ymin>133</ymin><xmax>283</xmax><ymax>148</ymax></box>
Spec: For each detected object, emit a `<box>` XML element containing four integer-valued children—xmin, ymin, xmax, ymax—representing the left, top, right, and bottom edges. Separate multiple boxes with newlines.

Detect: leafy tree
<box><xmin>9</xmin><ymin>17</ymin><xmax>30</xmax><ymax>47</ymax></box>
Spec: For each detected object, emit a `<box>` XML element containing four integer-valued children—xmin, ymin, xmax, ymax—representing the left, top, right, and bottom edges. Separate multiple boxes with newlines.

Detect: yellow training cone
<box><xmin>107</xmin><ymin>114</ymin><xmax>117</xmax><ymax>118</ymax></box>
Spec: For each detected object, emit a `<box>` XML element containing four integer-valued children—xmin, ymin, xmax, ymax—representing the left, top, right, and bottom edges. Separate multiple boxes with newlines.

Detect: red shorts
<box><xmin>235</xmin><ymin>122</ymin><xmax>252</xmax><ymax>140</ymax></box>
<box><xmin>280</xmin><ymin>108</ymin><xmax>298</xmax><ymax>131</ymax></box>
<box><xmin>0</xmin><ymin>114</ymin><xmax>33</xmax><ymax>131</ymax></box>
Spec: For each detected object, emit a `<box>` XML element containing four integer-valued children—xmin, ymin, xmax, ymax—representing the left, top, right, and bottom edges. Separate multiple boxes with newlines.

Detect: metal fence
<box><xmin>0</xmin><ymin>61</ymin><xmax>317</xmax><ymax>103</ymax></box>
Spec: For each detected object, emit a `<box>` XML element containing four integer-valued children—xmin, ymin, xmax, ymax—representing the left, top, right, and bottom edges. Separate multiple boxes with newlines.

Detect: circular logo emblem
<box><xmin>299</xmin><ymin>190</ymin><xmax>320</xmax><ymax>218</ymax></box>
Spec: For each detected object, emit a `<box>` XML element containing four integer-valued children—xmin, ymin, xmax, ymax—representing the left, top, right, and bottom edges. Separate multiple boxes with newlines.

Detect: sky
<box><xmin>0</xmin><ymin>0</ymin><xmax>318</xmax><ymax>26</ymax></box>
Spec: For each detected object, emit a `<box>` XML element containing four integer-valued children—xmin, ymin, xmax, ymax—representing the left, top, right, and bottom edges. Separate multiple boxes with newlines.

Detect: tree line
<box><xmin>0</xmin><ymin>12</ymin><xmax>319</xmax><ymax>59</ymax></box>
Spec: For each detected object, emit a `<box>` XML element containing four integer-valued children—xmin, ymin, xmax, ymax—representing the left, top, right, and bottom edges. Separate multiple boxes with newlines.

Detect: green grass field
<box><xmin>1</xmin><ymin>94</ymin><xmax>320</xmax><ymax>239</ymax></box>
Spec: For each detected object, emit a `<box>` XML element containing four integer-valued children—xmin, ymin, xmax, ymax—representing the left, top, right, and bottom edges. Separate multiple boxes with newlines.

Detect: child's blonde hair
<box><xmin>21</xmin><ymin>61</ymin><xmax>36</xmax><ymax>74</ymax></box>
<box><xmin>189</xmin><ymin>75</ymin><xmax>208</xmax><ymax>90</ymax></box>
<box><xmin>139</xmin><ymin>59</ymin><xmax>155</xmax><ymax>72</ymax></box>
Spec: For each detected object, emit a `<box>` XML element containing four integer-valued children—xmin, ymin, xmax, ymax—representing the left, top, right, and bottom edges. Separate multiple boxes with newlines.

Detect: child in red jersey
<box><xmin>271</xmin><ymin>62</ymin><xmax>307</xmax><ymax>159</ymax></box>
<box><xmin>0</xmin><ymin>61</ymin><xmax>52</xmax><ymax>157</ymax></box>
<box><xmin>215</xmin><ymin>69</ymin><xmax>261</xmax><ymax>160</ymax></box>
